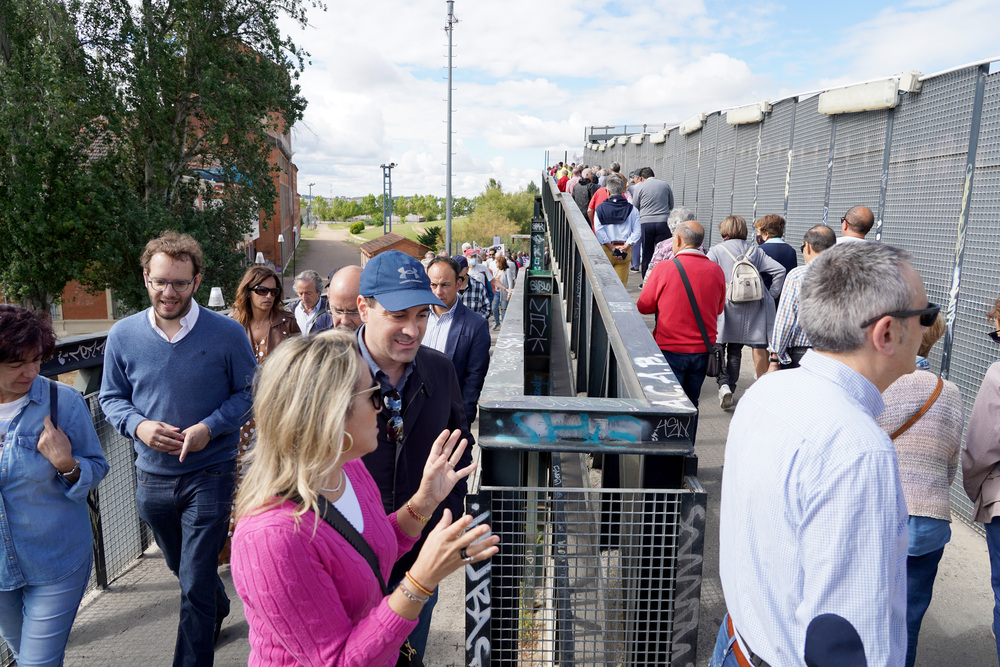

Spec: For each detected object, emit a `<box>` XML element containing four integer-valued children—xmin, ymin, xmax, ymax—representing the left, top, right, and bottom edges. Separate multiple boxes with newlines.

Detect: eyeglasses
<box><xmin>382</xmin><ymin>389</ymin><xmax>403</xmax><ymax>442</ymax></box>
<box><xmin>251</xmin><ymin>286</ymin><xmax>281</xmax><ymax>297</ymax></box>
<box><xmin>353</xmin><ymin>383</ymin><xmax>383</xmax><ymax>410</ymax></box>
<box><xmin>147</xmin><ymin>278</ymin><xmax>194</xmax><ymax>292</ymax></box>
<box><xmin>332</xmin><ymin>308</ymin><xmax>361</xmax><ymax>317</ymax></box>
<box><xmin>800</xmin><ymin>243</ymin><xmax>806</xmax><ymax>253</ymax></box>
<box><xmin>859</xmin><ymin>303</ymin><xmax>940</xmax><ymax>329</ymax></box>
<box><xmin>988</xmin><ymin>330</ymin><xmax>1000</xmax><ymax>344</ymax></box>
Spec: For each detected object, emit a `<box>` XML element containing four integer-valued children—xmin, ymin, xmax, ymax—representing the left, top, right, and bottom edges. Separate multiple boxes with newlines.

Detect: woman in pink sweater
<box><xmin>231</xmin><ymin>331</ymin><xmax>499</xmax><ymax>666</ymax></box>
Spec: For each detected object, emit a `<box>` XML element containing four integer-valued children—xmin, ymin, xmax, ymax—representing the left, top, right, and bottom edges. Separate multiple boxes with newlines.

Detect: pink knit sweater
<box><xmin>232</xmin><ymin>459</ymin><xmax>419</xmax><ymax>666</ymax></box>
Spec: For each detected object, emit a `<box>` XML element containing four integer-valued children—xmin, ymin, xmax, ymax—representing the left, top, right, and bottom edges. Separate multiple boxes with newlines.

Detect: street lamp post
<box><xmin>308</xmin><ymin>182</ymin><xmax>316</xmax><ymax>230</ymax></box>
<box><xmin>277</xmin><ymin>233</ymin><xmax>285</xmax><ymax>276</ymax></box>
<box><xmin>380</xmin><ymin>163</ymin><xmax>397</xmax><ymax>235</ymax></box>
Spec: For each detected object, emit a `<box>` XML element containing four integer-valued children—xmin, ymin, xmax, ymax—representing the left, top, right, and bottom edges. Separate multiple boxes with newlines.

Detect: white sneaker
<box><xmin>719</xmin><ymin>386</ymin><xmax>733</xmax><ymax>409</ymax></box>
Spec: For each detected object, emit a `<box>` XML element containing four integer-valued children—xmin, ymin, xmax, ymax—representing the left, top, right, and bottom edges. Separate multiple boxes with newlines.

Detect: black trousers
<box><xmin>640</xmin><ymin>221</ymin><xmax>671</xmax><ymax>279</ymax></box>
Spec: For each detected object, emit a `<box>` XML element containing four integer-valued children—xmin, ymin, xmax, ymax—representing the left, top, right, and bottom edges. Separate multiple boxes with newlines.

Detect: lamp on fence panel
<box><xmin>255</xmin><ymin>252</ymin><xmax>265</xmax><ymax>265</ymax></box>
<box><xmin>818</xmin><ymin>78</ymin><xmax>900</xmax><ymax>114</ymax></box>
<box><xmin>630</xmin><ymin>134</ymin><xmax>644</xmax><ymax>144</ymax></box>
<box><xmin>899</xmin><ymin>70</ymin><xmax>924</xmax><ymax>93</ymax></box>
<box><xmin>617</xmin><ymin>135</ymin><xmax>629</xmax><ymax>145</ymax></box>
<box><xmin>680</xmin><ymin>113</ymin><xmax>707</xmax><ymax>136</ymax></box>
<box><xmin>726</xmin><ymin>101</ymin><xmax>772</xmax><ymax>125</ymax></box>
<box><xmin>650</xmin><ymin>130</ymin><xmax>668</xmax><ymax>144</ymax></box>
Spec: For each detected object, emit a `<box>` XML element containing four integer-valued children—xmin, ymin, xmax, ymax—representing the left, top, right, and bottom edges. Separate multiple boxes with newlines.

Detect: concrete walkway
<box><xmin>63</xmin><ymin>235</ymin><xmax>997</xmax><ymax>665</ymax></box>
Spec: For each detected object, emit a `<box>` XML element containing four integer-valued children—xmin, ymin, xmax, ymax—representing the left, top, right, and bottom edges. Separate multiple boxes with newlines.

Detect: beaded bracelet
<box><xmin>405</xmin><ymin>571</ymin><xmax>434</xmax><ymax>597</ymax></box>
<box><xmin>406</xmin><ymin>501</ymin><xmax>430</xmax><ymax>524</ymax></box>
<box><xmin>397</xmin><ymin>581</ymin><xmax>428</xmax><ymax>605</ymax></box>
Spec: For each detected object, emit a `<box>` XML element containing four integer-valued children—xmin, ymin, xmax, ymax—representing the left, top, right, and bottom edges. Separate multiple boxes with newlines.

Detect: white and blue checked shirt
<box><xmin>768</xmin><ymin>265</ymin><xmax>811</xmax><ymax>364</ymax></box>
<box><xmin>719</xmin><ymin>351</ymin><xmax>907</xmax><ymax>666</ymax></box>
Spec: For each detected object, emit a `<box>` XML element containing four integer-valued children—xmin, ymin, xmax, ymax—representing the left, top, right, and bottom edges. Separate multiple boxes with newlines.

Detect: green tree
<box><xmin>0</xmin><ymin>0</ymin><xmax>316</xmax><ymax>312</ymax></box>
<box><xmin>526</xmin><ymin>181</ymin><xmax>539</xmax><ymax>195</ymax></box>
<box><xmin>414</xmin><ymin>194</ymin><xmax>442</xmax><ymax>222</ymax></box>
<box><xmin>394</xmin><ymin>196</ymin><xmax>410</xmax><ymax>221</ymax></box>
<box><xmin>474</xmin><ymin>181</ymin><xmax>533</xmax><ymax>234</ymax></box>
<box><xmin>0</xmin><ymin>0</ymin><xmax>137</xmax><ymax>311</ymax></box>
<box><xmin>452</xmin><ymin>196</ymin><xmax>475</xmax><ymax>217</ymax></box>
<box><xmin>416</xmin><ymin>225</ymin><xmax>442</xmax><ymax>251</ymax></box>
<box><xmin>359</xmin><ymin>193</ymin><xmax>379</xmax><ymax>219</ymax></box>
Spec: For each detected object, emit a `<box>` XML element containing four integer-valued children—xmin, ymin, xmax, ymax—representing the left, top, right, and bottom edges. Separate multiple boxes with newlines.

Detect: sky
<box><xmin>283</xmin><ymin>0</ymin><xmax>998</xmax><ymax>200</ymax></box>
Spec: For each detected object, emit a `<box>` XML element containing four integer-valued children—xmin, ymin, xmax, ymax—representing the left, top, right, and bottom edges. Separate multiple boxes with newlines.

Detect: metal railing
<box><xmin>468</xmin><ymin>178</ymin><xmax>706</xmax><ymax>666</ymax></box>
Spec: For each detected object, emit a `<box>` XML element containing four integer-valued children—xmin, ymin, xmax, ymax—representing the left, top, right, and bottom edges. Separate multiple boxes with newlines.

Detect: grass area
<box><xmin>326</xmin><ymin>221</ymin><xmax>352</xmax><ymax>230</ymax></box>
<box><xmin>353</xmin><ymin>221</ymin><xmax>428</xmax><ymax>243</ymax></box>
<box><xmin>300</xmin><ymin>227</ymin><xmax>317</xmax><ymax>239</ymax></box>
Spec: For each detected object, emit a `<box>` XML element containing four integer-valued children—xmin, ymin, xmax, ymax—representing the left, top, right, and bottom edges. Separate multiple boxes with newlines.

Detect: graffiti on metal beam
<box><xmin>465</xmin><ymin>503</ymin><xmax>492</xmax><ymax>666</ymax></box>
<box><xmin>669</xmin><ymin>501</ymin><xmax>707</xmax><ymax>667</ymax></box>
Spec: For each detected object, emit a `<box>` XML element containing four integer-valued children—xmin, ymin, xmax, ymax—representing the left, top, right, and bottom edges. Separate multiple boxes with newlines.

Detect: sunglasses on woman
<box><xmin>251</xmin><ymin>286</ymin><xmax>281</xmax><ymax>297</ymax></box>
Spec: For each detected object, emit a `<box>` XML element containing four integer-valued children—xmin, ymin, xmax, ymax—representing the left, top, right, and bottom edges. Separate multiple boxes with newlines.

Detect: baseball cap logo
<box><xmin>398</xmin><ymin>266</ymin><xmax>421</xmax><ymax>284</ymax></box>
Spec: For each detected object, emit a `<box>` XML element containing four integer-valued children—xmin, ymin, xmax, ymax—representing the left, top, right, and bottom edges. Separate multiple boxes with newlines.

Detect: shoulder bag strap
<box><xmin>672</xmin><ymin>258</ymin><xmax>713</xmax><ymax>354</ymax></box>
<box><xmin>890</xmin><ymin>376</ymin><xmax>944</xmax><ymax>441</ymax></box>
<box><xmin>49</xmin><ymin>379</ymin><xmax>59</xmax><ymax>425</ymax></box>
<box><xmin>313</xmin><ymin>494</ymin><xmax>390</xmax><ymax>595</ymax></box>
<box><xmin>718</xmin><ymin>243</ymin><xmax>738</xmax><ymax>264</ymax></box>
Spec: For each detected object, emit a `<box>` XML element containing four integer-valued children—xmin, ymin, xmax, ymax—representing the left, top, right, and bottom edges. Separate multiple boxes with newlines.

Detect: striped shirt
<box><xmin>769</xmin><ymin>265</ymin><xmax>811</xmax><ymax>364</ymax></box>
<box><xmin>719</xmin><ymin>351</ymin><xmax>907</xmax><ymax>667</ymax></box>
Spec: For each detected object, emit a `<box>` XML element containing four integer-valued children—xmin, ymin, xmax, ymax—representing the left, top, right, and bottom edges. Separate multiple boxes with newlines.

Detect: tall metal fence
<box><xmin>584</xmin><ymin>60</ymin><xmax>1000</xmax><ymax>527</ymax></box>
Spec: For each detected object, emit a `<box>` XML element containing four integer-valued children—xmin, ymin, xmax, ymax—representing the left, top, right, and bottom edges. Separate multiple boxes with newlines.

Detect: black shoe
<box><xmin>215</xmin><ymin>610</ymin><xmax>229</xmax><ymax>644</ymax></box>
<box><xmin>629</xmin><ymin>267</ymin><xmax>640</xmax><ymax>273</ymax></box>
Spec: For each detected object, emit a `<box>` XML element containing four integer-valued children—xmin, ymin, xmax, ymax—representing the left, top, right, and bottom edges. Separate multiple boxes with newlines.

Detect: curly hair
<box><xmin>0</xmin><ymin>305</ymin><xmax>56</xmax><ymax>364</ymax></box>
<box><xmin>230</xmin><ymin>266</ymin><xmax>288</xmax><ymax>329</ymax></box>
<box><xmin>140</xmin><ymin>232</ymin><xmax>203</xmax><ymax>276</ymax></box>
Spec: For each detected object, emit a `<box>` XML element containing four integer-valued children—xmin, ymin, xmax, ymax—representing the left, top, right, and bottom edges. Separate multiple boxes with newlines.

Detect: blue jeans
<box><xmin>0</xmin><ymin>555</ymin><xmax>91</xmax><ymax>667</ymax></box>
<box><xmin>709</xmin><ymin>614</ymin><xmax>741</xmax><ymax>667</ymax></box>
<box><xmin>905</xmin><ymin>546</ymin><xmax>945</xmax><ymax>667</ymax></box>
<box><xmin>661</xmin><ymin>350</ymin><xmax>708</xmax><ymax>442</ymax></box>
<box><xmin>985</xmin><ymin>518</ymin><xmax>1000</xmax><ymax>663</ymax></box>
<box><xmin>136</xmin><ymin>462</ymin><xmax>236</xmax><ymax>667</ymax></box>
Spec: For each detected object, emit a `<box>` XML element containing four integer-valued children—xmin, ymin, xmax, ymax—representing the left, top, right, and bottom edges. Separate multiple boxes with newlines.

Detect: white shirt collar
<box><xmin>147</xmin><ymin>300</ymin><xmax>200</xmax><ymax>343</ymax></box>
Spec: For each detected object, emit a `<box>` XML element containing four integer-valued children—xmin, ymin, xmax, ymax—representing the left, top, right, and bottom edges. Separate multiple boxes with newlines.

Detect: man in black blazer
<box><xmin>424</xmin><ymin>256</ymin><xmax>492</xmax><ymax>425</ymax></box>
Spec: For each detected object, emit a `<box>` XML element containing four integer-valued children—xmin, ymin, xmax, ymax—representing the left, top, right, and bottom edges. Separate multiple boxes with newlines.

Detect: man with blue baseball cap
<box><xmin>355</xmin><ymin>250</ymin><xmax>473</xmax><ymax>657</ymax></box>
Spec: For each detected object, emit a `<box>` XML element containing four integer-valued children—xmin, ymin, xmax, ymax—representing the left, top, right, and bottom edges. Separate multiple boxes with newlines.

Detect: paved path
<box><xmin>63</xmin><ymin>239</ymin><xmax>997</xmax><ymax>665</ymax></box>
<box><xmin>281</xmin><ymin>225</ymin><xmax>361</xmax><ymax>294</ymax></box>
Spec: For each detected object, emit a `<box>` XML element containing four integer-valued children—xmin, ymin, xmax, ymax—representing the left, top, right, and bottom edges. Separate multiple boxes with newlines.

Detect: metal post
<box><xmin>822</xmin><ymin>115</ymin><xmax>837</xmax><ymax>226</ymax></box>
<box><xmin>307</xmin><ymin>182</ymin><xmax>315</xmax><ymax>230</ymax></box>
<box><xmin>380</xmin><ymin>163</ymin><xmax>396</xmax><ymax>234</ymax></box>
<box><xmin>445</xmin><ymin>1</ymin><xmax>457</xmax><ymax>255</ymax></box>
<box><xmin>941</xmin><ymin>63</ymin><xmax>989</xmax><ymax>379</ymax></box>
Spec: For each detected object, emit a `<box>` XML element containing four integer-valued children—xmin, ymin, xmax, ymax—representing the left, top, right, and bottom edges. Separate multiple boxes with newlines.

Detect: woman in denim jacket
<box><xmin>0</xmin><ymin>306</ymin><xmax>109</xmax><ymax>666</ymax></box>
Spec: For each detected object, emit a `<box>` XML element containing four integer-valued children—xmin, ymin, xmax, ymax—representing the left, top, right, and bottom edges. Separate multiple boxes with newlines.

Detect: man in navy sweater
<box><xmin>100</xmin><ymin>232</ymin><xmax>256</xmax><ymax>667</ymax></box>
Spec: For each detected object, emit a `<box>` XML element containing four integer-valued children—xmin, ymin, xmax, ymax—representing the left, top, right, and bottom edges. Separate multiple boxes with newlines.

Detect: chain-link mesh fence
<box><xmin>466</xmin><ymin>483</ymin><xmax>706</xmax><ymax>667</ymax></box>
<box><xmin>584</xmin><ymin>61</ymin><xmax>1000</xmax><ymax>528</ymax></box>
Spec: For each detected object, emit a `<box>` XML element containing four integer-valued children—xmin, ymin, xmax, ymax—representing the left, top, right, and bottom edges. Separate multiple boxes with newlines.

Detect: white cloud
<box><xmin>282</xmin><ymin>0</ymin><xmax>999</xmax><ymax>200</ymax></box>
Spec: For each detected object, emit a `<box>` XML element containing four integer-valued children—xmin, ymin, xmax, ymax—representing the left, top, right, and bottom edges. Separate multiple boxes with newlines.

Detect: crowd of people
<box><xmin>0</xmin><ymin>230</ymin><xmax>529</xmax><ymax>666</ymax></box>
<box><xmin>564</xmin><ymin>156</ymin><xmax>996</xmax><ymax>667</ymax></box>
<box><xmin>7</xmin><ymin>183</ymin><xmax>1000</xmax><ymax>667</ymax></box>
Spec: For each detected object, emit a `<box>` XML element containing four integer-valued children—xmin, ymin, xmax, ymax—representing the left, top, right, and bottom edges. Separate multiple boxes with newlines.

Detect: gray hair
<box><xmin>294</xmin><ymin>269</ymin><xmax>323</xmax><ymax>293</ymax></box>
<box><xmin>611</xmin><ymin>161</ymin><xmax>621</xmax><ymax>173</ymax></box>
<box><xmin>674</xmin><ymin>221</ymin><xmax>704</xmax><ymax>248</ymax></box>
<box><xmin>799</xmin><ymin>243</ymin><xmax>915</xmax><ymax>353</ymax></box>
<box><xmin>667</xmin><ymin>206</ymin><xmax>696</xmax><ymax>232</ymax></box>
<box><xmin>582</xmin><ymin>168</ymin><xmax>593</xmax><ymax>179</ymax></box>
<box><xmin>606</xmin><ymin>176</ymin><xmax>625</xmax><ymax>196</ymax></box>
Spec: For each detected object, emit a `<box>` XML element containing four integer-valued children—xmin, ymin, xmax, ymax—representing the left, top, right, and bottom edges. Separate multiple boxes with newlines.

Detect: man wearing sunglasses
<box><xmin>836</xmin><ymin>205</ymin><xmax>875</xmax><ymax>243</ymax></box>
<box><xmin>713</xmin><ymin>242</ymin><xmax>934</xmax><ymax>667</ymax></box>
<box><xmin>355</xmin><ymin>250</ymin><xmax>473</xmax><ymax>658</ymax></box>
<box><xmin>326</xmin><ymin>265</ymin><xmax>363</xmax><ymax>332</ymax></box>
<box><xmin>100</xmin><ymin>232</ymin><xmax>257</xmax><ymax>666</ymax></box>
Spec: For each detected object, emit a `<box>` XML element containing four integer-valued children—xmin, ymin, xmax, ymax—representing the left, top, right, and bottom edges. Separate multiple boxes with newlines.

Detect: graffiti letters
<box><xmin>510</xmin><ymin>412</ymin><xmax>642</xmax><ymax>445</ymax></box>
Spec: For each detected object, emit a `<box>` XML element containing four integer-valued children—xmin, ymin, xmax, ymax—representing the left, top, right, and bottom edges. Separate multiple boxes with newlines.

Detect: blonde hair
<box><xmin>234</xmin><ymin>329</ymin><xmax>363</xmax><ymax>526</ymax></box>
<box><xmin>919</xmin><ymin>313</ymin><xmax>946</xmax><ymax>358</ymax></box>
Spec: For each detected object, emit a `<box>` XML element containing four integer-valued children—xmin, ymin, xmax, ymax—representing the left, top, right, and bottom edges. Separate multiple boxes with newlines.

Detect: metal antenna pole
<box><xmin>380</xmin><ymin>163</ymin><xmax>396</xmax><ymax>234</ymax></box>
<box><xmin>445</xmin><ymin>1</ymin><xmax>457</xmax><ymax>254</ymax></box>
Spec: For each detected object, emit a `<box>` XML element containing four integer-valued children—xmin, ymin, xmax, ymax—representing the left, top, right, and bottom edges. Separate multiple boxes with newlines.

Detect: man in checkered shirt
<box><xmin>452</xmin><ymin>254</ymin><xmax>490</xmax><ymax>319</ymax></box>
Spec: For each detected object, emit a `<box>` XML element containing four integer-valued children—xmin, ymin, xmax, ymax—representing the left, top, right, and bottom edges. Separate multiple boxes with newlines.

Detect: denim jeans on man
<box><xmin>984</xmin><ymin>517</ymin><xmax>1000</xmax><ymax>663</ymax></box>
<box><xmin>708</xmin><ymin>615</ymin><xmax>740</xmax><ymax>667</ymax></box>
<box><xmin>0</xmin><ymin>555</ymin><xmax>91</xmax><ymax>667</ymax></box>
<box><xmin>661</xmin><ymin>350</ymin><xmax>708</xmax><ymax>441</ymax></box>
<box><xmin>136</xmin><ymin>462</ymin><xmax>236</xmax><ymax>667</ymax></box>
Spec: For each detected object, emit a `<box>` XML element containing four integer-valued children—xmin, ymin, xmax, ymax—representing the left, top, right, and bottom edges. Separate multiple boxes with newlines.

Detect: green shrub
<box><xmin>349</xmin><ymin>221</ymin><xmax>365</xmax><ymax>234</ymax></box>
